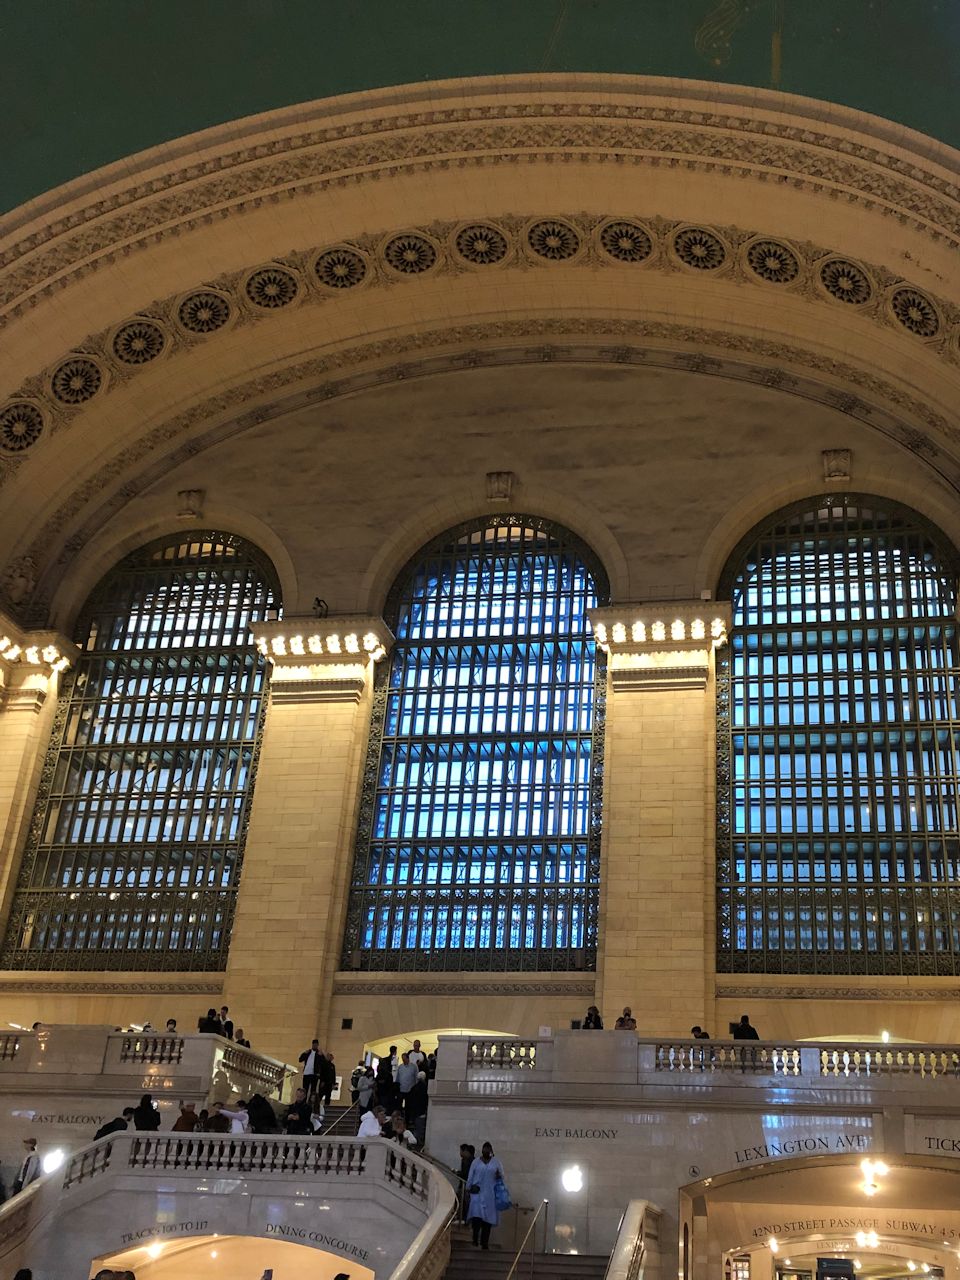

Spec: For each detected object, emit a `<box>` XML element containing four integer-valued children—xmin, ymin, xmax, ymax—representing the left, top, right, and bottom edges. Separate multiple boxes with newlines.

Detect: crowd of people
<box><xmin>579</xmin><ymin>1005</ymin><xmax>762</xmax><ymax>1040</ymax></box>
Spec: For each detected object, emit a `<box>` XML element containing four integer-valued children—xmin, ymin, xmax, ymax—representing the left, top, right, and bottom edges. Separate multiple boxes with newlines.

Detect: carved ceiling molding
<box><xmin>716</xmin><ymin>984</ymin><xmax>960</xmax><ymax>1002</ymax></box>
<box><xmin>0</xmin><ymin>978</ymin><xmax>223</xmax><ymax>994</ymax></box>
<box><xmin>332</xmin><ymin>977</ymin><xmax>595</xmax><ymax>997</ymax></box>
<box><xmin>1</xmin><ymin>211</ymin><xmax>957</xmax><ymax>475</ymax></box>
<box><xmin>7</xmin><ymin>314</ymin><xmax>959</xmax><ymax>625</ymax></box>
<box><xmin>1</xmin><ymin>97</ymin><xmax>959</xmax><ymax>322</ymax></box>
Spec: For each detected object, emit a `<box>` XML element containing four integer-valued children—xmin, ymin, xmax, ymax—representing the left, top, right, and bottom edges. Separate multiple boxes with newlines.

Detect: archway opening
<box><xmin>91</xmin><ymin>1233</ymin><xmax>374</xmax><ymax>1280</ymax></box>
<box><xmin>363</xmin><ymin>1026</ymin><xmax>515</xmax><ymax>1059</ymax></box>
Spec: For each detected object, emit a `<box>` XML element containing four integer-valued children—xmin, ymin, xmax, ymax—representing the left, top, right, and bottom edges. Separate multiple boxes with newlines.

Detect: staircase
<box><xmin>443</xmin><ymin>1222</ymin><xmax>608</xmax><ymax>1278</ymax></box>
<box><xmin>319</xmin><ymin>1104</ymin><xmax>360</xmax><ymax>1136</ymax></box>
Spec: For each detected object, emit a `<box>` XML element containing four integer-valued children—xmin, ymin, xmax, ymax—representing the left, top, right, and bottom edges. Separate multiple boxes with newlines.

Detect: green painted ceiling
<box><xmin>1</xmin><ymin>0</ymin><xmax>957</xmax><ymax>216</ymax></box>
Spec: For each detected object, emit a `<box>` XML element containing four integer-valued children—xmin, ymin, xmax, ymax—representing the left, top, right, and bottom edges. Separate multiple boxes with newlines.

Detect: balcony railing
<box><xmin>445</xmin><ymin>1033</ymin><xmax>960</xmax><ymax>1090</ymax></box>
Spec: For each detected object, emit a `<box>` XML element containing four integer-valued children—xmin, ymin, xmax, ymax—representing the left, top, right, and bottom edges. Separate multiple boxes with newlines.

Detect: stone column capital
<box><xmin>0</xmin><ymin>609</ymin><xmax>77</xmax><ymax>712</ymax></box>
<box><xmin>590</xmin><ymin>601</ymin><xmax>731</xmax><ymax>691</ymax></box>
<box><xmin>252</xmin><ymin>614</ymin><xmax>394</xmax><ymax>704</ymax></box>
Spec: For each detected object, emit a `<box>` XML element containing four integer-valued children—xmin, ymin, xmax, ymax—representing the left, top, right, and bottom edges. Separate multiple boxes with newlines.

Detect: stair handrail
<box><xmin>319</xmin><ymin>1100</ymin><xmax>359</xmax><ymax>1137</ymax></box>
<box><xmin>505</xmin><ymin>1196</ymin><xmax>550</xmax><ymax>1280</ymax></box>
<box><xmin>605</xmin><ymin>1199</ymin><xmax>662</xmax><ymax>1280</ymax></box>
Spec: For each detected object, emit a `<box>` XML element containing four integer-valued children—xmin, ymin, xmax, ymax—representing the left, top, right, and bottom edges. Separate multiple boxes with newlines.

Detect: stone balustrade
<box><xmin>0</xmin><ymin>1133</ymin><xmax>456</xmax><ymax>1278</ymax></box>
<box><xmin>442</xmin><ymin>1034</ymin><xmax>960</xmax><ymax>1091</ymax></box>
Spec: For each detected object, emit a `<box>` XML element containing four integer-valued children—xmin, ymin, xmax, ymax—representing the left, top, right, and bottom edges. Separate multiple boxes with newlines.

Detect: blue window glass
<box><xmin>1</xmin><ymin>532</ymin><xmax>279</xmax><ymax>970</ymax></box>
<box><xmin>717</xmin><ymin>497</ymin><xmax>960</xmax><ymax>975</ymax></box>
<box><xmin>344</xmin><ymin>516</ymin><xmax>607</xmax><ymax>971</ymax></box>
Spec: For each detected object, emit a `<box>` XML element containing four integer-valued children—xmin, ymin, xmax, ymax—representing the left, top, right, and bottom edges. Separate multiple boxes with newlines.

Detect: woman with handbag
<box><xmin>465</xmin><ymin>1141</ymin><xmax>509</xmax><ymax>1250</ymax></box>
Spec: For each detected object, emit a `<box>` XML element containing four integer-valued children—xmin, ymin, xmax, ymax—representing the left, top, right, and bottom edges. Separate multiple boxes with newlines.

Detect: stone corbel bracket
<box><xmin>251</xmin><ymin>615</ymin><xmax>394</xmax><ymax>704</ymax></box>
<box><xmin>0</xmin><ymin>608</ymin><xmax>77</xmax><ymax>712</ymax></box>
<box><xmin>590</xmin><ymin>601</ymin><xmax>732</xmax><ymax>692</ymax></box>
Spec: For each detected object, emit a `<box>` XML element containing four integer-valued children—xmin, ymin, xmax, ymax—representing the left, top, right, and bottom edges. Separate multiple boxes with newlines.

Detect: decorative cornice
<box><xmin>333</xmin><ymin>977</ymin><xmax>595</xmax><ymax>996</ymax></box>
<box><xmin>716</xmin><ymin>984</ymin><xmax>960</xmax><ymax>1002</ymax></box>
<box><xmin>0</xmin><ymin>978</ymin><xmax>223</xmax><ymax>994</ymax></box>
<box><xmin>8</xmin><ymin>312</ymin><xmax>959</xmax><ymax>627</ymax></box>
<box><xmin>2</xmin><ymin>211</ymin><xmax>957</xmax><ymax>474</ymax></box>
<box><xmin>1</xmin><ymin>86</ymin><xmax>958</xmax><ymax>323</ymax></box>
<box><xmin>592</xmin><ymin>601</ymin><xmax>731</xmax><ymax>691</ymax></box>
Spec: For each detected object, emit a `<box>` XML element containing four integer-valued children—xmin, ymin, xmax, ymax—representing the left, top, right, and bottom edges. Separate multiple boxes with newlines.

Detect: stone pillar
<box><xmin>223</xmin><ymin>616</ymin><xmax>392</xmax><ymax>1067</ymax></box>
<box><xmin>591</xmin><ymin>604</ymin><xmax>730</xmax><ymax>1035</ymax></box>
<box><xmin>0</xmin><ymin>616</ymin><xmax>76</xmax><ymax>932</ymax></box>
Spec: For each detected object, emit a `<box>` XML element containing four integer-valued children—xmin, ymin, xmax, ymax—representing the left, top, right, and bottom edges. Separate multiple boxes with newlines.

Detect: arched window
<box><xmin>1</xmin><ymin>532</ymin><xmax>279</xmax><ymax>970</ymax></box>
<box><xmin>717</xmin><ymin>496</ymin><xmax>960</xmax><ymax>975</ymax></box>
<box><xmin>343</xmin><ymin>516</ymin><xmax>608</xmax><ymax>971</ymax></box>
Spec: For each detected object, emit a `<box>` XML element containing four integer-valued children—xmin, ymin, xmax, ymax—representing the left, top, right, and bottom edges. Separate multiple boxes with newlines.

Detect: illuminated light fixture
<box><xmin>41</xmin><ymin>1147</ymin><xmax>65</xmax><ymax>1174</ymax></box>
<box><xmin>671</xmin><ymin>619</ymin><xmax>685</xmax><ymax>640</ymax></box>
<box><xmin>783</xmin><ymin>1261</ymin><xmax>792</xmax><ymax>1268</ymax></box>
<box><xmin>907</xmin><ymin>1263</ymin><xmax>917</xmax><ymax>1272</ymax></box>
<box><xmin>862</xmin><ymin>1181</ymin><xmax>878</xmax><ymax>1197</ymax></box>
<box><xmin>270</xmin><ymin>636</ymin><xmax>287</xmax><ymax>656</ymax></box>
<box><xmin>146</xmin><ymin>1242</ymin><xmax>164</xmax><ymax>1259</ymax></box>
<box><xmin>651</xmin><ymin>620</ymin><xmax>666</xmax><ymax>641</ymax></box>
<box><xmin>561</xmin><ymin>1164</ymin><xmax>584</xmax><ymax>1192</ymax></box>
<box><xmin>344</xmin><ymin>633</ymin><xmax>360</xmax><ymax>654</ymax></box>
<box><xmin>611</xmin><ymin>622</ymin><xmax>626</xmax><ymax>644</ymax></box>
<box><xmin>593</xmin><ymin>622</ymin><xmax>607</xmax><ymax>645</ymax></box>
<box><xmin>289</xmin><ymin>634</ymin><xmax>305</xmax><ymax>655</ymax></box>
<box><xmin>768</xmin><ymin>1238</ymin><xmax>779</xmax><ymax>1254</ymax></box>
<box><xmin>210</xmin><ymin>1250</ymin><xmax>218</xmax><ymax>1258</ymax></box>
<box><xmin>690</xmin><ymin>618</ymin><xmax>705</xmax><ymax>640</ymax></box>
<box><xmin>308</xmin><ymin>635</ymin><xmax>324</xmax><ymax>654</ymax></box>
<box><xmin>631</xmin><ymin>621</ymin><xmax>645</xmax><ymax>642</ymax></box>
<box><xmin>872</xmin><ymin>1160</ymin><xmax>889</xmax><ymax>1177</ymax></box>
<box><xmin>881</xmin><ymin>1030</ymin><xmax>891</xmax><ymax>1043</ymax></box>
<box><xmin>921</xmin><ymin>1266</ymin><xmax>930</xmax><ymax>1274</ymax></box>
<box><xmin>854</xmin><ymin>1260</ymin><xmax>862</xmax><ymax>1270</ymax></box>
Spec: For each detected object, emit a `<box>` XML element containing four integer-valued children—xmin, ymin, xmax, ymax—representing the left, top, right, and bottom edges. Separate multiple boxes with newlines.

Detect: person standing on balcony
<box><xmin>615</xmin><ymin>1007</ymin><xmax>637</xmax><ymax>1030</ymax></box>
<box><xmin>732</xmin><ymin>1014</ymin><xmax>760</xmax><ymax>1040</ymax></box>
<box><xmin>12</xmin><ymin>1139</ymin><xmax>40</xmax><ymax>1195</ymax></box>
<box><xmin>583</xmin><ymin>1005</ymin><xmax>604</xmax><ymax>1029</ymax></box>
<box><xmin>94</xmin><ymin>1107</ymin><xmax>135</xmax><ymax>1139</ymax></box>
<box><xmin>132</xmin><ymin>1094</ymin><xmax>161</xmax><ymax>1131</ymax></box>
<box><xmin>466</xmin><ymin>1141</ymin><xmax>506</xmax><ymax>1250</ymax></box>
<box><xmin>165</xmin><ymin>1018</ymin><xmax>177</xmax><ymax>1033</ymax></box>
<box><xmin>219</xmin><ymin>1100</ymin><xmax>250</xmax><ymax>1134</ymax></box>
<box><xmin>284</xmin><ymin>1088</ymin><xmax>312</xmax><ymax>1135</ymax></box>
<box><xmin>219</xmin><ymin>1006</ymin><xmax>234</xmax><ymax>1039</ymax></box>
<box><xmin>234</xmin><ymin>1027</ymin><xmax>251</xmax><ymax>1047</ymax></box>
<box><xmin>197</xmin><ymin>1008</ymin><xmax>222</xmax><ymax>1034</ymax></box>
<box><xmin>172</xmin><ymin>1102</ymin><xmax>200</xmax><ymax>1132</ymax></box>
<box><xmin>358</xmin><ymin>1104</ymin><xmax>386</xmax><ymax>1138</ymax></box>
<box><xmin>299</xmin><ymin>1039</ymin><xmax>322</xmax><ymax>1103</ymax></box>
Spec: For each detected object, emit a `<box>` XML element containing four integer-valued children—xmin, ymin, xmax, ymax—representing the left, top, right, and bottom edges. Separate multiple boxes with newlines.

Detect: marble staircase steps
<box><xmin>443</xmin><ymin>1224</ymin><xmax>608</xmax><ymax>1279</ymax></box>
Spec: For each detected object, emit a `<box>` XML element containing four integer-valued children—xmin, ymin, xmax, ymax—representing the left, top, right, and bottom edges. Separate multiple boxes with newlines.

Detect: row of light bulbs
<box><xmin>0</xmin><ymin>634</ymin><xmax>71</xmax><ymax>672</ymax></box>
<box><xmin>254</xmin><ymin>631</ymin><xmax>387</xmax><ymax>661</ymax></box>
<box><xmin>593</xmin><ymin>617</ymin><xmax>727</xmax><ymax>648</ymax></box>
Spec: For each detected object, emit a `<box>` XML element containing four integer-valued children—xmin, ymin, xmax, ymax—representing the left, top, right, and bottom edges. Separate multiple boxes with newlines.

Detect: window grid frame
<box><xmin>342</xmin><ymin>514</ymin><xmax>608</xmax><ymax>972</ymax></box>
<box><xmin>716</xmin><ymin>494</ymin><xmax>960</xmax><ymax>976</ymax></box>
<box><xmin>1</xmin><ymin>531</ymin><xmax>279</xmax><ymax>972</ymax></box>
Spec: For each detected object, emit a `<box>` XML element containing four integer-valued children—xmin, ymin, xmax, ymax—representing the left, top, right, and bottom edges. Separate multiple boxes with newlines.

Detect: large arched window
<box><xmin>717</xmin><ymin>496</ymin><xmax>960</xmax><ymax>975</ymax></box>
<box><xmin>1</xmin><ymin>532</ymin><xmax>279</xmax><ymax>970</ymax></box>
<box><xmin>343</xmin><ymin>516</ymin><xmax>608</xmax><ymax>972</ymax></box>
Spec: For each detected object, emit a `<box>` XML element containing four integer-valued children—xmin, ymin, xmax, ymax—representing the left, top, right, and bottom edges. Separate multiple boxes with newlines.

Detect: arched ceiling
<box><xmin>1</xmin><ymin>0</ymin><xmax>958</xmax><ymax>213</ymax></box>
<box><xmin>0</xmin><ymin>76</ymin><xmax>957</xmax><ymax>628</ymax></box>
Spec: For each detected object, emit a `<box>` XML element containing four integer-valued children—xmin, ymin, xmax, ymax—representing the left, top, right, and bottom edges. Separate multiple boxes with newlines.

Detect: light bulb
<box><xmin>146</xmin><ymin>1242</ymin><xmax>163</xmax><ymax>1259</ymax></box>
<box><xmin>768</xmin><ymin>1238</ymin><xmax>779</xmax><ymax>1253</ymax></box>
<box><xmin>873</xmin><ymin>1159</ymin><xmax>889</xmax><ymax>1176</ymax></box>
<box><xmin>41</xmin><ymin>1148</ymin><xmax>64</xmax><ymax>1174</ymax></box>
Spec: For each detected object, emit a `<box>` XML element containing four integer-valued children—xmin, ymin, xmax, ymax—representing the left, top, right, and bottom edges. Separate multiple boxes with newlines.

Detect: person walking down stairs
<box><xmin>465</xmin><ymin>1142</ymin><xmax>505</xmax><ymax>1250</ymax></box>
